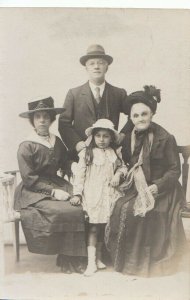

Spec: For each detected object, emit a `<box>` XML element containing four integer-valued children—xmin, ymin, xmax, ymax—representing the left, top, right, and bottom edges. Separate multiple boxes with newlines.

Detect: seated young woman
<box><xmin>14</xmin><ymin>97</ymin><xmax>87</xmax><ymax>274</ymax></box>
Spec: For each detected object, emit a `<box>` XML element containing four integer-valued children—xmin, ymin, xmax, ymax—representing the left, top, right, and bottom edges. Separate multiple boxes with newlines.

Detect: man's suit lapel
<box><xmin>80</xmin><ymin>82</ymin><xmax>96</xmax><ymax>118</ymax></box>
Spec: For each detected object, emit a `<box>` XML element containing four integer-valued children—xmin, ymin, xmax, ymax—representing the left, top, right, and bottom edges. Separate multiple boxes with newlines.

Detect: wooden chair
<box><xmin>177</xmin><ymin>145</ymin><xmax>190</xmax><ymax>217</ymax></box>
<box><xmin>0</xmin><ymin>145</ymin><xmax>190</xmax><ymax>274</ymax></box>
<box><xmin>0</xmin><ymin>171</ymin><xmax>20</xmax><ymax>264</ymax></box>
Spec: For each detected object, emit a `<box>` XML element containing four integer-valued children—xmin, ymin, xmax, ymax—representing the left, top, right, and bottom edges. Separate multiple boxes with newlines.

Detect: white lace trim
<box><xmin>79</xmin><ymin>147</ymin><xmax>118</xmax><ymax>165</ymax></box>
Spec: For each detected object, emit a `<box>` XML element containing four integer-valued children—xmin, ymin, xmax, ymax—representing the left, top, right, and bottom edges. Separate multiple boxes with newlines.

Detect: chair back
<box><xmin>178</xmin><ymin>145</ymin><xmax>190</xmax><ymax>196</ymax></box>
<box><xmin>0</xmin><ymin>173</ymin><xmax>20</xmax><ymax>222</ymax></box>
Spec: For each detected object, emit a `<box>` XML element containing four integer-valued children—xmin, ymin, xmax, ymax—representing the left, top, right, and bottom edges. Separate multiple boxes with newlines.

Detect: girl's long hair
<box><xmin>85</xmin><ymin>128</ymin><xmax>122</xmax><ymax>166</ymax></box>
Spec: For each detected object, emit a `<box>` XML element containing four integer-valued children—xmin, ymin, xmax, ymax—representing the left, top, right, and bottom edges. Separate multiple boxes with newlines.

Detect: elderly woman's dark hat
<box><xmin>19</xmin><ymin>97</ymin><xmax>65</xmax><ymax>118</ymax></box>
<box><xmin>127</xmin><ymin>85</ymin><xmax>161</xmax><ymax>115</ymax></box>
<box><xmin>80</xmin><ymin>44</ymin><xmax>113</xmax><ymax>66</ymax></box>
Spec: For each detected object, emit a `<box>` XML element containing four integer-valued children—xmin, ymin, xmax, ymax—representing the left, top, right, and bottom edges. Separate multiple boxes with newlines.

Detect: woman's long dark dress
<box><xmin>106</xmin><ymin>122</ymin><xmax>187</xmax><ymax>277</ymax></box>
<box><xmin>14</xmin><ymin>135</ymin><xmax>87</xmax><ymax>257</ymax></box>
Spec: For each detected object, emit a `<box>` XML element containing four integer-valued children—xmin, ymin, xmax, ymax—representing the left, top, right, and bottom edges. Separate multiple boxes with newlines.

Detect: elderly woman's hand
<box><xmin>52</xmin><ymin>189</ymin><xmax>70</xmax><ymax>201</ymax></box>
<box><xmin>148</xmin><ymin>184</ymin><xmax>158</xmax><ymax>196</ymax></box>
<box><xmin>70</xmin><ymin>195</ymin><xmax>82</xmax><ymax>206</ymax></box>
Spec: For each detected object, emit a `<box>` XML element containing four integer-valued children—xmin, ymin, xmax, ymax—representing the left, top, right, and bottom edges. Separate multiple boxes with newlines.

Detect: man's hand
<box><xmin>70</xmin><ymin>195</ymin><xmax>81</xmax><ymax>206</ymax></box>
<box><xmin>147</xmin><ymin>184</ymin><xmax>158</xmax><ymax>195</ymax></box>
<box><xmin>110</xmin><ymin>173</ymin><xmax>121</xmax><ymax>187</ymax></box>
<box><xmin>76</xmin><ymin>141</ymin><xmax>86</xmax><ymax>153</ymax></box>
<box><xmin>53</xmin><ymin>189</ymin><xmax>70</xmax><ymax>201</ymax></box>
<box><xmin>116</xmin><ymin>133</ymin><xmax>125</xmax><ymax>145</ymax></box>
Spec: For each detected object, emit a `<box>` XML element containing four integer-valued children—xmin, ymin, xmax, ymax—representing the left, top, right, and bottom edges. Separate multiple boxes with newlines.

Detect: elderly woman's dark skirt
<box><xmin>106</xmin><ymin>183</ymin><xmax>187</xmax><ymax>277</ymax></box>
<box><xmin>21</xmin><ymin>199</ymin><xmax>86</xmax><ymax>256</ymax></box>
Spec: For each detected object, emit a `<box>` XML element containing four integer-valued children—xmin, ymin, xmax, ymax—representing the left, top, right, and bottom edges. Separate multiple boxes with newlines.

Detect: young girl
<box><xmin>70</xmin><ymin>119</ymin><xmax>128</xmax><ymax>276</ymax></box>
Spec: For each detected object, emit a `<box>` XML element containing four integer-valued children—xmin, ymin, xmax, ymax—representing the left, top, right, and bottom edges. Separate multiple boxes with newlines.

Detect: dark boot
<box><xmin>70</xmin><ymin>256</ymin><xmax>86</xmax><ymax>274</ymax></box>
<box><xmin>56</xmin><ymin>254</ymin><xmax>72</xmax><ymax>274</ymax></box>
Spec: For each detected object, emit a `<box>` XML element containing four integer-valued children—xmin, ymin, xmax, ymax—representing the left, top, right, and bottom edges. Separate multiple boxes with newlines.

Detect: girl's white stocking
<box><xmin>96</xmin><ymin>242</ymin><xmax>106</xmax><ymax>269</ymax></box>
<box><xmin>84</xmin><ymin>246</ymin><xmax>97</xmax><ymax>276</ymax></box>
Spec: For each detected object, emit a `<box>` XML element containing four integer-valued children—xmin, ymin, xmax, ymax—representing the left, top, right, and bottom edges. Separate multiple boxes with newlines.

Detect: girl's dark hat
<box><xmin>80</xmin><ymin>44</ymin><xmax>113</xmax><ymax>66</ymax></box>
<box><xmin>127</xmin><ymin>85</ymin><xmax>161</xmax><ymax>115</ymax></box>
<box><xmin>19</xmin><ymin>97</ymin><xmax>65</xmax><ymax>118</ymax></box>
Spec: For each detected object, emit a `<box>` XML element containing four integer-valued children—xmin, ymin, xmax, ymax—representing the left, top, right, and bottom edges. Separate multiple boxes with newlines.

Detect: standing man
<box><xmin>59</xmin><ymin>44</ymin><xmax>130</xmax><ymax>158</ymax></box>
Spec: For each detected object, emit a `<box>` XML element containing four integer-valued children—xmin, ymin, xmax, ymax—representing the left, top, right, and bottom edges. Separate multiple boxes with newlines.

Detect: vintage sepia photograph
<box><xmin>0</xmin><ymin>3</ymin><xmax>190</xmax><ymax>299</ymax></box>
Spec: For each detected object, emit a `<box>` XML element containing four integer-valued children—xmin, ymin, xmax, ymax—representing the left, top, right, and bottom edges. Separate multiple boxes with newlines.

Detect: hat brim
<box><xmin>85</xmin><ymin>126</ymin><xmax>120</xmax><ymax>141</ymax></box>
<box><xmin>19</xmin><ymin>107</ymin><xmax>65</xmax><ymax>118</ymax></box>
<box><xmin>128</xmin><ymin>94</ymin><xmax>157</xmax><ymax>115</ymax></box>
<box><xmin>80</xmin><ymin>54</ymin><xmax>113</xmax><ymax>66</ymax></box>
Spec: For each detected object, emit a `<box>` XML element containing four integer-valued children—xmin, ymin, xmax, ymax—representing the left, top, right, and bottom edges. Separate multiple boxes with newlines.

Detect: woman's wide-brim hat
<box><xmin>127</xmin><ymin>85</ymin><xmax>161</xmax><ymax>115</ymax></box>
<box><xmin>85</xmin><ymin>119</ymin><xmax>120</xmax><ymax>141</ymax></box>
<box><xmin>19</xmin><ymin>97</ymin><xmax>65</xmax><ymax>118</ymax></box>
<box><xmin>80</xmin><ymin>44</ymin><xmax>113</xmax><ymax>66</ymax></box>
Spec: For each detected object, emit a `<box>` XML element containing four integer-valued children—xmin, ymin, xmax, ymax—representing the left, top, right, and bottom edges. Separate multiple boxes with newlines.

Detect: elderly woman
<box><xmin>14</xmin><ymin>97</ymin><xmax>87</xmax><ymax>274</ymax></box>
<box><xmin>106</xmin><ymin>86</ymin><xmax>187</xmax><ymax>277</ymax></box>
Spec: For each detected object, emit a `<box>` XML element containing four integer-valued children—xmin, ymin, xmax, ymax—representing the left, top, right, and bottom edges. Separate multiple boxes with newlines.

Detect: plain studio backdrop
<box><xmin>0</xmin><ymin>7</ymin><xmax>190</xmax><ymax>172</ymax></box>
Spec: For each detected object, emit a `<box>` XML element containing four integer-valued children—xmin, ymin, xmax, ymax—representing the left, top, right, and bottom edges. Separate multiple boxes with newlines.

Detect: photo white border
<box><xmin>0</xmin><ymin>0</ymin><xmax>190</xmax><ymax>8</ymax></box>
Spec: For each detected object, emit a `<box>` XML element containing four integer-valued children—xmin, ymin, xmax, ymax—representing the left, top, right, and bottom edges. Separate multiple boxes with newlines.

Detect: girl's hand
<box><xmin>110</xmin><ymin>173</ymin><xmax>121</xmax><ymax>187</ymax></box>
<box><xmin>70</xmin><ymin>195</ymin><xmax>81</xmax><ymax>206</ymax></box>
<box><xmin>148</xmin><ymin>184</ymin><xmax>158</xmax><ymax>195</ymax></box>
<box><xmin>53</xmin><ymin>189</ymin><xmax>70</xmax><ymax>201</ymax></box>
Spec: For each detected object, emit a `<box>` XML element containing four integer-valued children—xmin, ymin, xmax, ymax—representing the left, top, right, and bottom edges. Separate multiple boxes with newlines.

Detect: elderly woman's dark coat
<box><xmin>106</xmin><ymin>122</ymin><xmax>187</xmax><ymax>277</ymax></box>
<box><xmin>14</xmin><ymin>134</ymin><xmax>86</xmax><ymax>257</ymax></box>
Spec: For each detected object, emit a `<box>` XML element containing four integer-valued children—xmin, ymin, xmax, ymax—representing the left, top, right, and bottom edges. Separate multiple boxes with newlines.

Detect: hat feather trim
<box><xmin>143</xmin><ymin>85</ymin><xmax>161</xmax><ymax>103</ymax></box>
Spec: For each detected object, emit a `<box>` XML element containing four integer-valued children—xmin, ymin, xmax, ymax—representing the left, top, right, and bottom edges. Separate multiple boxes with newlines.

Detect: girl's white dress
<box><xmin>73</xmin><ymin>147</ymin><xmax>128</xmax><ymax>224</ymax></box>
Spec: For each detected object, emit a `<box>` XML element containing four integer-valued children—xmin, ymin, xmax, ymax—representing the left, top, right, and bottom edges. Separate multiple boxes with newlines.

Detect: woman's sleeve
<box><xmin>73</xmin><ymin>149</ymin><xmax>87</xmax><ymax>196</ymax></box>
<box><xmin>115</xmin><ymin>147</ymin><xmax>128</xmax><ymax>177</ymax></box>
<box><xmin>152</xmin><ymin>135</ymin><xmax>181</xmax><ymax>193</ymax></box>
<box><xmin>17</xmin><ymin>143</ymin><xmax>53</xmax><ymax>195</ymax></box>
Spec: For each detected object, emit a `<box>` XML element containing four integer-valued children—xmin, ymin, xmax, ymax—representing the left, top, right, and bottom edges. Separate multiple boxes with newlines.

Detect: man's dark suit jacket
<box><xmin>59</xmin><ymin>81</ymin><xmax>129</xmax><ymax>151</ymax></box>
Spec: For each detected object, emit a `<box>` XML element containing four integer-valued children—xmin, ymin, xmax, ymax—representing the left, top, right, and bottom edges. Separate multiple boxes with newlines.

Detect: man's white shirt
<box><xmin>89</xmin><ymin>81</ymin><xmax>105</xmax><ymax>98</ymax></box>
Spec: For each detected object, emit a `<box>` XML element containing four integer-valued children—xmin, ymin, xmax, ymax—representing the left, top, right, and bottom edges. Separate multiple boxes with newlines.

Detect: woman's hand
<box><xmin>70</xmin><ymin>195</ymin><xmax>81</xmax><ymax>206</ymax></box>
<box><xmin>148</xmin><ymin>184</ymin><xmax>158</xmax><ymax>196</ymax></box>
<box><xmin>53</xmin><ymin>189</ymin><xmax>70</xmax><ymax>201</ymax></box>
<box><xmin>110</xmin><ymin>173</ymin><xmax>121</xmax><ymax>187</ymax></box>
